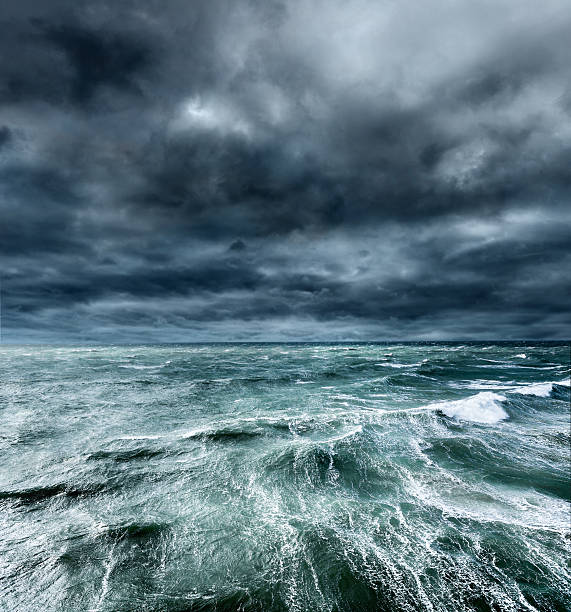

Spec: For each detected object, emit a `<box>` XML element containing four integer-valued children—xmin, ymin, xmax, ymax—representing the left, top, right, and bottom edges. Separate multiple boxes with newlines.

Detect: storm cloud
<box><xmin>1</xmin><ymin>0</ymin><xmax>570</xmax><ymax>341</ymax></box>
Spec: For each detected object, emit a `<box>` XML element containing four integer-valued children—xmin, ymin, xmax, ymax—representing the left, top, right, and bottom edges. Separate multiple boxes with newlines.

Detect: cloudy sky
<box><xmin>1</xmin><ymin>0</ymin><xmax>570</xmax><ymax>342</ymax></box>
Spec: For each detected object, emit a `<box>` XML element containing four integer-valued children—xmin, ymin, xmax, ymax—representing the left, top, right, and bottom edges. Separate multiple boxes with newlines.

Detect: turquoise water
<box><xmin>0</xmin><ymin>342</ymin><xmax>569</xmax><ymax>611</ymax></box>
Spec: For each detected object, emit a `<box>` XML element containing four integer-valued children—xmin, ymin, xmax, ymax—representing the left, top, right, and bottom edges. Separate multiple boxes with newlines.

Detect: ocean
<box><xmin>0</xmin><ymin>342</ymin><xmax>569</xmax><ymax>611</ymax></box>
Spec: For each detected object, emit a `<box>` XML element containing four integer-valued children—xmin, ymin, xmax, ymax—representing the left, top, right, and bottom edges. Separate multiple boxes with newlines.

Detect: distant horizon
<box><xmin>2</xmin><ymin>339</ymin><xmax>570</xmax><ymax>346</ymax></box>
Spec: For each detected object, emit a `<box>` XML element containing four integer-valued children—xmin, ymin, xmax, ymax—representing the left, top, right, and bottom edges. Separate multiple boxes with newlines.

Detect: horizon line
<box><xmin>1</xmin><ymin>339</ymin><xmax>570</xmax><ymax>346</ymax></box>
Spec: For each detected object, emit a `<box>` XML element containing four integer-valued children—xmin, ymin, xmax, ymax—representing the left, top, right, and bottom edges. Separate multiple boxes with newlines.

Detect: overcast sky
<box><xmin>1</xmin><ymin>0</ymin><xmax>570</xmax><ymax>342</ymax></box>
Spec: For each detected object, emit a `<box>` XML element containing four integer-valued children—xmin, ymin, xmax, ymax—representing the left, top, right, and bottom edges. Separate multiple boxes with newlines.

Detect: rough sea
<box><xmin>1</xmin><ymin>342</ymin><xmax>569</xmax><ymax>611</ymax></box>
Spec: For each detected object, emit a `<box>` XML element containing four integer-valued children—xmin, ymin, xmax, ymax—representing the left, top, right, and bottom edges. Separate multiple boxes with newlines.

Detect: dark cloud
<box><xmin>0</xmin><ymin>126</ymin><xmax>12</xmax><ymax>149</ymax></box>
<box><xmin>1</xmin><ymin>0</ymin><xmax>570</xmax><ymax>341</ymax></box>
<box><xmin>38</xmin><ymin>21</ymin><xmax>154</xmax><ymax>105</ymax></box>
<box><xmin>229</xmin><ymin>240</ymin><xmax>247</xmax><ymax>252</ymax></box>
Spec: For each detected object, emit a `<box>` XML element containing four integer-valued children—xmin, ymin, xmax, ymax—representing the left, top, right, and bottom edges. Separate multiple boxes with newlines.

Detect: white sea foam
<box><xmin>510</xmin><ymin>378</ymin><xmax>569</xmax><ymax>396</ymax></box>
<box><xmin>511</xmin><ymin>382</ymin><xmax>553</xmax><ymax>397</ymax></box>
<box><xmin>452</xmin><ymin>379</ymin><xmax>514</xmax><ymax>391</ymax></box>
<box><xmin>514</xmin><ymin>353</ymin><xmax>527</xmax><ymax>358</ymax></box>
<box><xmin>321</xmin><ymin>425</ymin><xmax>363</xmax><ymax>444</ymax></box>
<box><xmin>454</xmin><ymin>378</ymin><xmax>570</xmax><ymax>398</ymax></box>
<box><xmin>430</xmin><ymin>392</ymin><xmax>508</xmax><ymax>424</ymax></box>
<box><xmin>375</xmin><ymin>362</ymin><xmax>422</xmax><ymax>368</ymax></box>
<box><xmin>117</xmin><ymin>434</ymin><xmax>162</xmax><ymax>440</ymax></box>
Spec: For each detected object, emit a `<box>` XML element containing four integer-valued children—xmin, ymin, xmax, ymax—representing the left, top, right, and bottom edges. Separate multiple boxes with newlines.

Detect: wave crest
<box><xmin>431</xmin><ymin>392</ymin><xmax>508</xmax><ymax>424</ymax></box>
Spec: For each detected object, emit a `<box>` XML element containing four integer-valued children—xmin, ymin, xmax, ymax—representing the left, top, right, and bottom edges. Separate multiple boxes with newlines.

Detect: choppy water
<box><xmin>0</xmin><ymin>342</ymin><xmax>569</xmax><ymax>611</ymax></box>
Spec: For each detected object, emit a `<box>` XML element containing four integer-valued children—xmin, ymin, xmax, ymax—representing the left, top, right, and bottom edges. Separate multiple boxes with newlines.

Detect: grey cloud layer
<box><xmin>1</xmin><ymin>0</ymin><xmax>570</xmax><ymax>341</ymax></box>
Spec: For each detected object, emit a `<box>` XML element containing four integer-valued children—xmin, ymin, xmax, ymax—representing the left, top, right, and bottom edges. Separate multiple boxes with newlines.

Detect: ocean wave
<box><xmin>96</xmin><ymin>520</ymin><xmax>170</xmax><ymax>542</ymax></box>
<box><xmin>428</xmin><ymin>392</ymin><xmax>508</xmax><ymax>424</ymax></box>
<box><xmin>118</xmin><ymin>363</ymin><xmax>167</xmax><ymax>370</ymax></box>
<box><xmin>86</xmin><ymin>447</ymin><xmax>165</xmax><ymax>462</ymax></box>
<box><xmin>114</xmin><ymin>416</ymin><xmax>339</xmax><ymax>448</ymax></box>
<box><xmin>117</xmin><ymin>434</ymin><xmax>162</xmax><ymax>441</ymax></box>
<box><xmin>451</xmin><ymin>378</ymin><xmax>570</xmax><ymax>398</ymax></box>
<box><xmin>426</xmin><ymin>437</ymin><xmax>570</xmax><ymax>500</ymax></box>
<box><xmin>0</xmin><ymin>482</ymin><xmax>105</xmax><ymax>504</ymax></box>
<box><xmin>510</xmin><ymin>379</ymin><xmax>570</xmax><ymax>397</ymax></box>
<box><xmin>511</xmin><ymin>382</ymin><xmax>554</xmax><ymax>397</ymax></box>
<box><xmin>258</xmin><ymin>429</ymin><xmax>390</xmax><ymax>492</ymax></box>
<box><xmin>182</xmin><ymin>427</ymin><xmax>265</xmax><ymax>443</ymax></box>
<box><xmin>449</xmin><ymin>379</ymin><xmax>515</xmax><ymax>391</ymax></box>
<box><xmin>178</xmin><ymin>416</ymin><xmax>355</xmax><ymax>443</ymax></box>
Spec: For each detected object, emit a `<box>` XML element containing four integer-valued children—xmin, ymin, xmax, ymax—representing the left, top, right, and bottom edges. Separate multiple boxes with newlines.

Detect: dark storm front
<box><xmin>0</xmin><ymin>343</ymin><xmax>569</xmax><ymax>611</ymax></box>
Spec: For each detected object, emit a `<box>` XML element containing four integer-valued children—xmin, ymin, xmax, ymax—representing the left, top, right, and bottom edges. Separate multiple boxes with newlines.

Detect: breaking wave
<box><xmin>426</xmin><ymin>391</ymin><xmax>508</xmax><ymax>424</ymax></box>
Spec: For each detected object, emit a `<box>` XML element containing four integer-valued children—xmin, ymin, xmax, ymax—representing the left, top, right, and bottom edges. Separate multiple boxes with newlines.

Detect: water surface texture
<box><xmin>1</xmin><ymin>343</ymin><xmax>570</xmax><ymax>611</ymax></box>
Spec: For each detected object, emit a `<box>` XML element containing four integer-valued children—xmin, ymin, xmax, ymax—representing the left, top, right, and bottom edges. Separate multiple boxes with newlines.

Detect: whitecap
<box><xmin>430</xmin><ymin>392</ymin><xmax>508</xmax><ymax>424</ymax></box>
<box><xmin>511</xmin><ymin>382</ymin><xmax>553</xmax><ymax>397</ymax></box>
<box><xmin>514</xmin><ymin>353</ymin><xmax>527</xmax><ymax>359</ymax></box>
<box><xmin>451</xmin><ymin>380</ymin><xmax>514</xmax><ymax>391</ymax></box>
<box><xmin>509</xmin><ymin>378</ymin><xmax>570</xmax><ymax>396</ymax></box>
<box><xmin>320</xmin><ymin>425</ymin><xmax>363</xmax><ymax>444</ymax></box>
<box><xmin>117</xmin><ymin>434</ymin><xmax>162</xmax><ymax>440</ymax></box>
